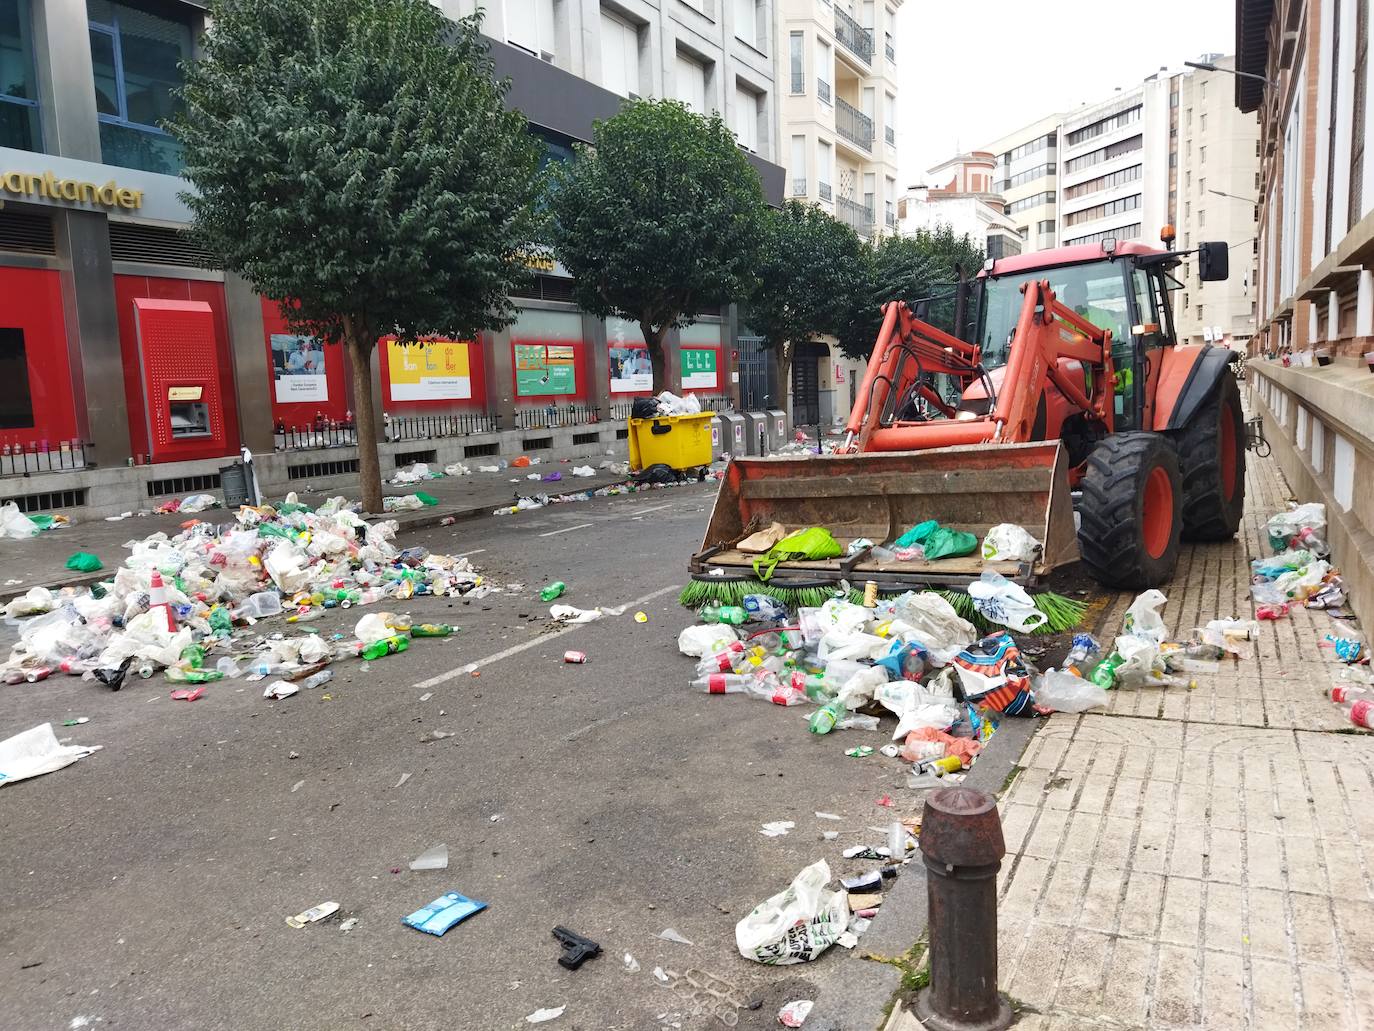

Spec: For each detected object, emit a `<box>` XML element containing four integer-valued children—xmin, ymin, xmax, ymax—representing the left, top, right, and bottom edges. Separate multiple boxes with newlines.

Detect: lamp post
<box><xmin>1184</xmin><ymin>60</ymin><xmax>1279</xmax><ymax>90</ymax></box>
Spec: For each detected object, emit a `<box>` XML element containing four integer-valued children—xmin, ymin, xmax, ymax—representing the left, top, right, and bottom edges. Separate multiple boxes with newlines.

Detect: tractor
<box><xmin>690</xmin><ymin>232</ymin><xmax>1246</xmax><ymax>591</ymax></box>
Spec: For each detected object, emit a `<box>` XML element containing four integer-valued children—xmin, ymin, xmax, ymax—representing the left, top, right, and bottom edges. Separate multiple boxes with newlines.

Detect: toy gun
<box><xmin>551</xmin><ymin>925</ymin><xmax>602</xmax><ymax>970</ymax></box>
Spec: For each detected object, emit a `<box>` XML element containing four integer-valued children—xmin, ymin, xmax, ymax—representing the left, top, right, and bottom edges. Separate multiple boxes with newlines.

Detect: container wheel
<box><xmin>1077</xmin><ymin>432</ymin><xmax>1182</xmax><ymax>589</ymax></box>
<box><xmin>1173</xmin><ymin>372</ymin><xmax>1246</xmax><ymax>541</ymax></box>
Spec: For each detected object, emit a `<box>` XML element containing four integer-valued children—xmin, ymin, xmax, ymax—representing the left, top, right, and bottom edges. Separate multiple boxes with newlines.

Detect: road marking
<box><xmin>458</xmin><ymin>548</ymin><xmax>486</xmax><ymax>557</ymax></box>
<box><xmin>411</xmin><ymin>583</ymin><xmax>680</xmax><ymax>690</ymax></box>
<box><xmin>629</xmin><ymin>503</ymin><xmax>675</xmax><ymax>518</ymax></box>
<box><xmin>537</xmin><ymin>522</ymin><xmax>593</xmax><ymax>537</ymax></box>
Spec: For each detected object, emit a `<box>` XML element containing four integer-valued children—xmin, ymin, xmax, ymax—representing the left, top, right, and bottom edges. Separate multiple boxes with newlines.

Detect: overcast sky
<box><xmin>892</xmin><ymin>0</ymin><xmax>1237</xmax><ymax>187</ymax></box>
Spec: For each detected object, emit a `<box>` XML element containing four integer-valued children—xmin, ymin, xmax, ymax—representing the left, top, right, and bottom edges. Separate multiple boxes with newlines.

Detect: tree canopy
<box><xmin>544</xmin><ymin>99</ymin><xmax>768</xmax><ymax>391</ymax></box>
<box><xmin>174</xmin><ymin>0</ymin><xmax>541</xmax><ymax>509</ymax></box>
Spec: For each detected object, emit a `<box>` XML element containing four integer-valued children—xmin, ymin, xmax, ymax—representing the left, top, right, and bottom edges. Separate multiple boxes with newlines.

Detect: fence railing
<box><xmin>885</xmin><ymin>41</ymin><xmax>895</xmax><ymax>61</ymax></box>
<box><xmin>0</xmin><ymin>440</ymin><xmax>91</xmax><ymax>477</ymax></box>
<box><xmin>819</xmin><ymin>181</ymin><xmax>832</xmax><ymax>201</ymax></box>
<box><xmin>793</xmin><ymin>177</ymin><xmax>808</xmax><ymax>197</ymax></box>
<box><xmin>515</xmin><ymin>403</ymin><xmax>600</xmax><ymax>430</ymax></box>
<box><xmin>836</xmin><ymin>195</ymin><xmax>875</xmax><ymax>236</ymax></box>
<box><xmin>817</xmin><ymin>79</ymin><xmax>831</xmax><ymax>104</ymax></box>
<box><xmin>388</xmin><ymin>412</ymin><xmax>499</xmax><ymax>440</ymax></box>
<box><xmin>835</xmin><ymin>96</ymin><xmax>874</xmax><ymax>151</ymax></box>
<box><xmin>834</xmin><ymin>7</ymin><xmax>873</xmax><ymax>62</ymax></box>
<box><xmin>275</xmin><ymin>422</ymin><xmax>358</xmax><ymax>451</ymax></box>
<box><xmin>885</xmin><ymin>125</ymin><xmax>895</xmax><ymax>145</ymax></box>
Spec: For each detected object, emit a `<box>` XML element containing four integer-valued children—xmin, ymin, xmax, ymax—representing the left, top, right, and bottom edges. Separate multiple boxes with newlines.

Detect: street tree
<box><xmin>173</xmin><ymin>0</ymin><xmax>541</xmax><ymax>511</ymax></box>
<box><xmin>746</xmin><ymin>201</ymin><xmax>868</xmax><ymax>406</ymax></box>
<box><xmin>544</xmin><ymin>99</ymin><xmax>768</xmax><ymax>391</ymax></box>
<box><xmin>836</xmin><ymin>226</ymin><xmax>986</xmax><ymax>360</ymax></box>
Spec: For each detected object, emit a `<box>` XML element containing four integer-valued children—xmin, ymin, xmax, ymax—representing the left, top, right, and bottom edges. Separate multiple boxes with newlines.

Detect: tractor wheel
<box><xmin>1174</xmin><ymin>372</ymin><xmax>1246</xmax><ymax>541</ymax></box>
<box><xmin>1078</xmin><ymin>432</ymin><xmax>1182</xmax><ymax>589</ymax></box>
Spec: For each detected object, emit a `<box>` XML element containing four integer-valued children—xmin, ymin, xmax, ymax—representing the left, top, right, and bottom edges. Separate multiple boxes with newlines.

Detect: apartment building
<box><xmin>0</xmin><ymin>0</ymin><xmax>783</xmax><ymax>520</ymax></box>
<box><xmin>777</xmin><ymin>0</ymin><xmax>902</xmax><ymax>239</ymax></box>
<box><xmin>897</xmin><ymin>152</ymin><xmax>1024</xmax><ymax>259</ymax></box>
<box><xmin>1236</xmin><ymin>0</ymin><xmax>1374</xmax><ymax>624</ymax></box>
<box><xmin>983</xmin><ymin>113</ymin><xmax>1061</xmax><ymax>253</ymax></box>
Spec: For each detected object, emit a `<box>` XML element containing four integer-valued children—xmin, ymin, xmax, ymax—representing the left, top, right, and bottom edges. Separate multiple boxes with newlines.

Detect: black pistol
<box><xmin>551</xmin><ymin>925</ymin><xmax>602</xmax><ymax>970</ymax></box>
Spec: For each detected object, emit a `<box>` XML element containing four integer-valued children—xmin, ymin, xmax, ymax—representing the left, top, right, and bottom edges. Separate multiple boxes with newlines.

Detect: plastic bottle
<box><xmin>410</xmin><ymin>623</ymin><xmax>454</xmax><ymax>637</ymax></box>
<box><xmin>699</xmin><ymin>604</ymin><xmax>748</xmax><ymax>626</ymax></box>
<box><xmin>1256</xmin><ymin>602</ymin><xmax>1290</xmax><ymax>620</ymax></box>
<box><xmin>695</xmin><ymin>642</ymin><xmax>747</xmax><ymax>675</ymax></box>
<box><xmin>691</xmin><ymin>673</ymin><xmax>754</xmax><ymax>694</ymax></box>
<box><xmin>1089</xmin><ymin>652</ymin><xmax>1124</xmax><ymax>689</ymax></box>
<box><xmin>540</xmin><ymin>582</ymin><xmax>567</xmax><ymax>602</ymax></box>
<box><xmin>808</xmin><ymin>698</ymin><xmax>848</xmax><ymax>734</ymax></box>
<box><xmin>1064</xmin><ymin>634</ymin><xmax>1102</xmax><ymax>677</ymax></box>
<box><xmin>742</xmin><ymin>594</ymin><xmax>789</xmax><ymax>622</ymax></box>
<box><xmin>302</xmin><ymin>669</ymin><xmax>334</xmax><ymax>689</ymax></box>
<box><xmin>360</xmin><ymin>635</ymin><xmax>409</xmax><ymax>661</ymax></box>
<box><xmin>165</xmin><ymin>667</ymin><xmax>223</xmax><ymax>684</ymax></box>
<box><xmin>1347</xmin><ymin>698</ymin><xmax>1374</xmax><ymax>729</ymax></box>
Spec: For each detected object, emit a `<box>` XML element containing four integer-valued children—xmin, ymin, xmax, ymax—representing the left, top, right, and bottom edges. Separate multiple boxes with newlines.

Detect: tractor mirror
<box><xmin>1198</xmin><ymin>241</ymin><xmax>1229</xmax><ymax>281</ymax></box>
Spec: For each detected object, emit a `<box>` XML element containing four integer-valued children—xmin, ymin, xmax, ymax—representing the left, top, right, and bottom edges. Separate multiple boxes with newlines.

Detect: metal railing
<box><xmin>790</xmin><ymin>71</ymin><xmax>804</xmax><ymax>93</ymax></box>
<box><xmin>836</xmin><ymin>195</ymin><xmax>875</xmax><ymax>235</ymax></box>
<box><xmin>817</xmin><ymin>78</ymin><xmax>831</xmax><ymax>104</ymax></box>
<box><xmin>834</xmin><ymin>7</ymin><xmax>873</xmax><ymax>62</ymax></box>
<box><xmin>793</xmin><ymin>177</ymin><xmax>808</xmax><ymax>197</ymax></box>
<box><xmin>886</xmin><ymin>209</ymin><xmax>897</xmax><ymax>228</ymax></box>
<box><xmin>0</xmin><ymin>440</ymin><xmax>91</xmax><ymax>477</ymax></box>
<box><xmin>885</xmin><ymin>41</ymin><xmax>895</xmax><ymax>61</ymax></box>
<box><xmin>275</xmin><ymin>422</ymin><xmax>358</xmax><ymax>451</ymax></box>
<box><xmin>515</xmin><ymin>403</ymin><xmax>600</xmax><ymax>429</ymax></box>
<box><xmin>388</xmin><ymin>411</ymin><xmax>499</xmax><ymax>440</ymax></box>
<box><xmin>885</xmin><ymin>125</ymin><xmax>895</xmax><ymax>145</ymax></box>
<box><xmin>819</xmin><ymin>181</ymin><xmax>832</xmax><ymax>201</ymax></box>
<box><xmin>835</xmin><ymin>96</ymin><xmax>874</xmax><ymax>150</ymax></box>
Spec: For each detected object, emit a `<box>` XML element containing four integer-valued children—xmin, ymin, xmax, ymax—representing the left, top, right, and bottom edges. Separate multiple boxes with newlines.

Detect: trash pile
<box><xmin>637</xmin><ymin>391</ymin><xmax>703</xmax><ymax>417</ymax></box>
<box><xmin>1251</xmin><ymin>502</ymin><xmax>1348</xmax><ymax>615</ymax></box>
<box><xmin>0</xmin><ymin>492</ymin><xmax>482</xmax><ymax>692</ymax></box>
<box><xmin>492</xmin><ymin>465</ymin><xmax>701</xmax><ymax>517</ymax></box>
<box><xmin>0</xmin><ymin>502</ymin><xmax>68</xmax><ymax>540</ymax></box>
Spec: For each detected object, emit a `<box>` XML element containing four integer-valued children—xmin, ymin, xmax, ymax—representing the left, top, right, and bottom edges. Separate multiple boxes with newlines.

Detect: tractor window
<box><xmin>979</xmin><ymin>260</ymin><xmax>1133</xmax><ymax>371</ymax></box>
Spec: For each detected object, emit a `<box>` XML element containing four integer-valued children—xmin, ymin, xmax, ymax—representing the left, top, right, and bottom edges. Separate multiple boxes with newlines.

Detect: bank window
<box><xmin>0</xmin><ymin>328</ymin><xmax>35</xmax><ymax>430</ymax></box>
<box><xmin>506</xmin><ymin>0</ymin><xmax>556</xmax><ymax>61</ymax></box>
<box><xmin>87</xmin><ymin>0</ymin><xmax>193</xmax><ymax>175</ymax></box>
<box><xmin>0</xmin><ymin>0</ymin><xmax>41</xmax><ymax>152</ymax></box>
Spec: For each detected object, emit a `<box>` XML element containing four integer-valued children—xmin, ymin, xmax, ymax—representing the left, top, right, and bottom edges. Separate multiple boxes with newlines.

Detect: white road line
<box><xmin>629</xmin><ymin>503</ymin><xmax>675</xmax><ymax>518</ymax></box>
<box><xmin>458</xmin><ymin>548</ymin><xmax>486</xmax><ymax>557</ymax></box>
<box><xmin>411</xmin><ymin>583</ymin><xmax>681</xmax><ymax>690</ymax></box>
<box><xmin>537</xmin><ymin>522</ymin><xmax>593</xmax><ymax>537</ymax></box>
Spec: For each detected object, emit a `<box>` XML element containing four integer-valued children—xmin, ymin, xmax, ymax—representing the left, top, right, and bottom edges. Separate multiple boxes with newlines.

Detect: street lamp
<box><xmin>1208</xmin><ymin>188</ymin><xmax>1257</xmax><ymax>203</ymax></box>
<box><xmin>1184</xmin><ymin>60</ymin><xmax>1278</xmax><ymax>89</ymax></box>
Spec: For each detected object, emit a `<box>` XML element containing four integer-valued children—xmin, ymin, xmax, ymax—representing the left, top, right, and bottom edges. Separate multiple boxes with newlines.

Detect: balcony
<box><xmin>819</xmin><ymin>181</ymin><xmax>832</xmax><ymax>201</ymax></box>
<box><xmin>834</xmin><ymin>7</ymin><xmax>873</xmax><ymax>64</ymax></box>
<box><xmin>885</xmin><ymin>41</ymin><xmax>895</xmax><ymax>61</ymax></box>
<box><xmin>885</xmin><ymin>209</ymin><xmax>896</xmax><ymax>228</ymax></box>
<box><xmin>836</xmin><ymin>195</ymin><xmax>874</xmax><ymax>236</ymax></box>
<box><xmin>793</xmin><ymin>177</ymin><xmax>808</xmax><ymax>197</ymax></box>
<box><xmin>835</xmin><ymin>97</ymin><xmax>873</xmax><ymax>151</ymax></box>
<box><xmin>817</xmin><ymin>78</ymin><xmax>831</xmax><ymax>104</ymax></box>
<box><xmin>884</xmin><ymin>125</ymin><xmax>895</xmax><ymax>146</ymax></box>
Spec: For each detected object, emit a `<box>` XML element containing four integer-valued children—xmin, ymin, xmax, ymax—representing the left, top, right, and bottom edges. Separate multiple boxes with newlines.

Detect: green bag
<box><xmin>752</xmin><ymin>527</ymin><xmax>843</xmax><ymax>581</ymax></box>
<box><xmin>64</xmin><ymin>552</ymin><xmax>102</xmax><ymax>572</ymax></box>
<box><xmin>415</xmin><ymin>491</ymin><xmax>439</xmax><ymax>506</ymax></box>
<box><xmin>894</xmin><ymin>520</ymin><xmax>938</xmax><ymax>549</ymax></box>
<box><xmin>922</xmin><ymin>526</ymin><xmax>978</xmax><ymax>560</ymax></box>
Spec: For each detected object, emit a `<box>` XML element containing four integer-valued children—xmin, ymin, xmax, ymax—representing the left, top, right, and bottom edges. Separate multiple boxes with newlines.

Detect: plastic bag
<box><xmin>1114</xmin><ymin>635</ymin><xmax>1165</xmax><ymax>687</ymax></box>
<box><xmin>875</xmin><ymin>678</ymin><xmax>961</xmax><ymax>739</ymax></box>
<box><xmin>981</xmin><ymin>524</ymin><xmax>1041</xmax><ymax>563</ymax></box>
<box><xmin>735</xmin><ymin>860</ymin><xmax>848</xmax><ymax>965</ymax></box>
<box><xmin>64</xmin><ymin>552</ymin><xmax>103</xmax><ymax>573</ymax></box>
<box><xmin>889</xmin><ymin>592</ymin><xmax>977</xmax><ymax>666</ymax></box>
<box><xmin>952</xmin><ymin>633</ymin><xmax>1037</xmax><ymax>714</ymax></box>
<box><xmin>677</xmin><ymin>623</ymin><xmax>741</xmax><ymax>657</ymax></box>
<box><xmin>753</xmin><ymin>527</ymin><xmax>842</xmax><ymax>580</ymax></box>
<box><xmin>263</xmin><ymin>543</ymin><xmax>311</xmax><ymax>594</ymax></box>
<box><xmin>5</xmin><ymin>587</ymin><xmax>54</xmax><ymax>620</ymax></box>
<box><xmin>968</xmin><ymin>571</ymin><xmax>1047</xmax><ymax>632</ymax></box>
<box><xmin>893</xmin><ymin>520</ymin><xmax>977</xmax><ymax>559</ymax></box>
<box><xmin>738</xmin><ymin>521</ymin><xmax>788</xmax><ymax>554</ymax></box>
<box><xmin>383</xmin><ymin>494</ymin><xmax>425</xmax><ymax>512</ymax></box>
<box><xmin>1035</xmin><ymin>669</ymin><xmax>1109</xmax><ymax>712</ymax></box>
<box><xmin>1266</xmin><ymin>503</ymin><xmax>1326</xmax><ymax>554</ymax></box>
<box><xmin>1122</xmin><ymin>589</ymin><xmax>1169</xmax><ymax>643</ymax></box>
<box><xmin>0</xmin><ymin>502</ymin><xmax>39</xmax><ymax>540</ymax></box>
<box><xmin>179</xmin><ymin>494</ymin><xmax>219</xmax><ymax>514</ymax></box>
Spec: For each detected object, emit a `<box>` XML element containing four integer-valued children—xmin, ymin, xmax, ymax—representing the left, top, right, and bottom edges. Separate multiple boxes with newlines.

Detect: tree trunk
<box><xmin>344</xmin><ymin>320</ymin><xmax>383</xmax><ymax>514</ymax></box>
<box><xmin>772</xmin><ymin>342</ymin><xmax>792</xmax><ymax>417</ymax></box>
<box><xmin>643</xmin><ymin>323</ymin><xmax>667</xmax><ymax>395</ymax></box>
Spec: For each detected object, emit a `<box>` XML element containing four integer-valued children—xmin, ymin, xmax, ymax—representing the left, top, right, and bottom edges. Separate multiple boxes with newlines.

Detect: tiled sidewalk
<box><xmin>995</xmin><ymin>456</ymin><xmax>1374</xmax><ymax>1030</ymax></box>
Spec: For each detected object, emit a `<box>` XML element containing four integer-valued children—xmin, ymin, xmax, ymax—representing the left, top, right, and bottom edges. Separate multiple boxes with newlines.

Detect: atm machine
<box><xmin>133</xmin><ymin>298</ymin><xmax>229</xmax><ymax>462</ymax></box>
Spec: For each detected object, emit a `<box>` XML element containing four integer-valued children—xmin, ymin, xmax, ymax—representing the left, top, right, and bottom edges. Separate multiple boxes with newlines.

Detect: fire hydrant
<box><xmin>913</xmin><ymin>786</ymin><xmax>1012</xmax><ymax>1031</ymax></box>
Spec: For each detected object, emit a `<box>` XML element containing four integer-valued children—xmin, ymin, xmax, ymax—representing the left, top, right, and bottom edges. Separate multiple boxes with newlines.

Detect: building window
<box><xmin>600</xmin><ymin>9</ymin><xmax>640</xmax><ymax>98</ymax></box>
<box><xmin>1063</xmin><ymin>192</ymin><xmax>1141</xmax><ymax>227</ymax></box>
<box><xmin>817</xmin><ymin>138</ymin><xmax>832</xmax><ymax>200</ymax></box>
<box><xmin>1199</xmin><ymin>177</ymin><xmax>1206</xmax><ymax>194</ymax></box>
<box><xmin>734</xmin><ymin>0</ymin><xmax>757</xmax><ymax>49</ymax></box>
<box><xmin>0</xmin><ymin>0</ymin><xmax>40</xmax><ymax>152</ymax></box>
<box><xmin>1063</xmin><ymin>134</ymin><xmax>1142</xmax><ymax>173</ymax></box>
<box><xmin>1198</xmin><ymin>208</ymin><xmax>1205</xmax><ymax>227</ymax></box>
<box><xmin>789</xmin><ymin>31</ymin><xmax>804</xmax><ymax>93</ymax></box>
<box><xmin>1000</xmin><ymin>163</ymin><xmax>1054</xmax><ymax>191</ymax></box>
<box><xmin>675</xmin><ymin>51</ymin><xmax>708</xmax><ymax>114</ymax></box>
<box><xmin>790</xmin><ymin>134</ymin><xmax>806</xmax><ymax>195</ymax></box>
<box><xmin>1352</xmin><ymin>0</ymin><xmax>1368</xmax><ymax>225</ymax></box>
<box><xmin>1063</xmin><ymin>163</ymin><xmax>1141</xmax><ymax>200</ymax></box>
<box><xmin>1064</xmin><ymin>104</ymin><xmax>1140</xmax><ymax>146</ymax></box>
<box><xmin>1185</xmin><ymin>106</ymin><xmax>1192</xmax><ymax>124</ymax></box>
<box><xmin>506</xmin><ymin>0</ymin><xmax>557</xmax><ymax>58</ymax></box>
<box><xmin>1200</xmin><ymin>79</ymin><xmax>1207</xmax><ymax>99</ymax></box>
<box><xmin>1199</xmin><ymin>145</ymin><xmax>1206</xmax><ymax>163</ymax></box>
<box><xmin>733</xmin><ymin>83</ymin><xmax>759</xmax><ymax>152</ymax></box>
<box><xmin>87</xmin><ymin>0</ymin><xmax>194</xmax><ymax>174</ymax></box>
<box><xmin>1006</xmin><ymin>191</ymin><xmax>1056</xmax><ymax>214</ymax></box>
<box><xmin>1185</xmin><ymin>171</ymin><xmax>1191</xmax><ymax>189</ymax></box>
<box><xmin>1063</xmin><ymin>223</ymin><xmax>1141</xmax><ymax>246</ymax></box>
<box><xmin>1199</xmin><ymin>113</ymin><xmax>1206</xmax><ymax>132</ymax></box>
<box><xmin>1326</xmin><ymin>0</ymin><xmax>1345</xmax><ymax>250</ymax></box>
<box><xmin>0</xmin><ymin>328</ymin><xmax>35</xmax><ymax>429</ymax></box>
<box><xmin>884</xmin><ymin>92</ymin><xmax>895</xmax><ymax>143</ymax></box>
<box><xmin>815</xmin><ymin>38</ymin><xmax>831</xmax><ymax>104</ymax></box>
<box><xmin>885</xmin><ymin>175</ymin><xmax>895</xmax><ymax>227</ymax></box>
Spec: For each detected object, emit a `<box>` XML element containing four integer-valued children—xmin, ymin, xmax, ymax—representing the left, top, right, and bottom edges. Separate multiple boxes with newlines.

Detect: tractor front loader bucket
<box><xmin>689</xmin><ymin>441</ymin><xmax>1079</xmax><ymax>590</ymax></box>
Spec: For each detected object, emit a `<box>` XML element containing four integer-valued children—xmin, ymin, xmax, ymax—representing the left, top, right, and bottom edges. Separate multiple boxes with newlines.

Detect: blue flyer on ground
<box><xmin>402</xmin><ymin>892</ymin><xmax>488</xmax><ymax>936</ymax></box>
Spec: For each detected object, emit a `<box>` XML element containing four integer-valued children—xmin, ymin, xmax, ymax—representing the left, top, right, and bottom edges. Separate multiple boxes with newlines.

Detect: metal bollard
<box><xmin>913</xmin><ymin>786</ymin><xmax>1012</xmax><ymax>1031</ymax></box>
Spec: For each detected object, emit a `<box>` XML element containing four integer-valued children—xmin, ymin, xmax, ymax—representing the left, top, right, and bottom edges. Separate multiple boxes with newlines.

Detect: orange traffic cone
<box><xmin>149</xmin><ymin>570</ymin><xmax>176</xmax><ymax>633</ymax></box>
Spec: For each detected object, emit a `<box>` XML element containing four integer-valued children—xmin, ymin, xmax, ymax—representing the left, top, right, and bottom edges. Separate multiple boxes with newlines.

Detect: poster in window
<box><xmin>271</xmin><ymin>333</ymin><xmax>328</xmax><ymax>403</ymax></box>
<box><xmin>681</xmin><ymin>347</ymin><xmax>718</xmax><ymax>390</ymax></box>
<box><xmin>609</xmin><ymin>346</ymin><xmax>653</xmax><ymax>393</ymax></box>
<box><xmin>515</xmin><ymin>343</ymin><xmax>577</xmax><ymax>396</ymax></box>
<box><xmin>387</xmin><ymin>339</ymin><xmax>472</xmax><ymax>401</ymax></box>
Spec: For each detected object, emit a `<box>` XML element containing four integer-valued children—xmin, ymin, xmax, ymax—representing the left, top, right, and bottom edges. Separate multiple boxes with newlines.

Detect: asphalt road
<box><xmin>0</xmin><ymin>483</ymin><xmax>972</xmax><ymax>1031</ymax></box>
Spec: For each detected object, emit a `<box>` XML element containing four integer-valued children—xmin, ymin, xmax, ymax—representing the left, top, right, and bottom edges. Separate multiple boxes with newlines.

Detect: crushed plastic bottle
<box><xmin>302</xmin><ymin>669</ymin><xmax>334</xmax><ymax>689</ymax></box>
<box><xmin>540</xmin><ymin>581</ymin><xmax>567</xmax><ymax>602</ymax></box>
<box><xmin>699</xmin><ymin>604</ymin><xmax>748</xmax><ymax>626</ymax></box>
<box><xmin>360</xmin><ymin>635</ymin><xmax>409</xmax><ymax>661</ymax></box>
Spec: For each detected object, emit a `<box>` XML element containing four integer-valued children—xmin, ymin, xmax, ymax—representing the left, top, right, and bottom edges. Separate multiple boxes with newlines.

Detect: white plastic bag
<box><xmin>1266</xmin><ymin>503</ymin><xmax>1326</xmax><ymax>553</ymax></box>
<box><xmin>875</xmin><ymin>677</ymin><xmax>961</xmax><ymax>739</ymax></box>
<box><xmin>735</xmin><ymin>860</ymin><xmax>848</xmax><ymax>965</ymax></box>
<box><xmin>1122</xmin><ymin>589</ymin><xmax>1169</xmax><ymax>643</ymax></box>
<box><xmin>4</xmin><ymin>586</ymin><xmax>54</xmax><ymax>620</ymax></box>
<box><xmin>1114</xmin><ymin>635</ymin><xmax>1165</xmax><ymax>687</ymax></box>
<box><xmin>571</xmin><ymin>466</ymin><xmax>596</xmax><ymax>477</ymax></box>
<box><xmin>0</xmin><ymin>502</ymin><xmax>39</xmax><ymax>540</ymax></box>
<box><xmin>0</xmin><ymin>723</ymin><xmax>101</xmax><ymax>787</ymax></box>
<box><xmin>1035</xmin><ymin>669</ymin><xmax>1110</xmax><ymax>713</ymax></box>
<box><xmin>968</xmin><ymin>571</ymin><xmax>1047</xmax><ymax>632</ymax></box>
<box><xmin>179</xmin><ymin>493</ymin><xmax>219</xmax><ymax>513</ymax></box>
<box><xmin>383</xmin><ymin>494</ymin><xmax>426</xmax><ymax>512</ymax></box>
<box><xmin>889</xmin><ymin>592</ymin><xmax>977</xmax><ymax>666</ymax></box>
<box><xmin>263</xmin><ymin>542</ymin><xmax>311</xmax><ymax>594</ymax></box>
<box><xmin>981</xmin><ymin>524</ymin><xmax>1040</xmax><ymax>563</ymax></box>
<box><xmin>355</xmin><ymin>612</ymin><xmax>395</xmax><ymax>646</ymax></box>
<box><xmin>677</xmin><ymin>623</ymin><xmax>741</xmax><ymax>657</ymax></box>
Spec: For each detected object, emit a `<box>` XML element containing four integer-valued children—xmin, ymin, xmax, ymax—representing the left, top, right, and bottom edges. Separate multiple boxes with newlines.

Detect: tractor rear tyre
<box><xmin>1174</xmin><ymin>372</ymin><xmax>1246</xmax><ymax>541</ymax></box>
<box><xmin>1078</xmin><ymin>432</ymin><xmax>1183</xmax><ymax>589</ymax></box>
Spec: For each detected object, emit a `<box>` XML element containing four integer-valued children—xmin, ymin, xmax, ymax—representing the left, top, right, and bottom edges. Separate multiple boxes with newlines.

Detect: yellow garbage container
<box><xmin>628</xmin><ymin>411</ymin><xmax>715</xmax><ymax>476</ymax></box>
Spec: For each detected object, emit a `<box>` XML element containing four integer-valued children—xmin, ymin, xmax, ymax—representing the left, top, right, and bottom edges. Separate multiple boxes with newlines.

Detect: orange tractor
<box><xmin>692</xmin><ymin>236</ymin><xmax>1245</xmax><ymax>590</ymax></box>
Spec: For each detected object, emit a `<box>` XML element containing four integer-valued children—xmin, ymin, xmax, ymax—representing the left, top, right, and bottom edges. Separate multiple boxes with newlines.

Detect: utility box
<box><xmin>742</xmin><ymin>412</ymin><xmax>769</xmax><ymax>456</ymax></box>
<box><xmin>716</xmin><ymin>412</ymin><xmax>746</xmax><ymax>459</ymax></box>
<box><xmin>766</xmin><ymin>409</ymin><xmax>789</xmax><ymax>452</ymax></box>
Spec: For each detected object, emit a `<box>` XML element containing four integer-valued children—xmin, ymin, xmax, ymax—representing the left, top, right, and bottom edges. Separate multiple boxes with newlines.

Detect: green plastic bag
<box><xmin>753</xmin><ymin>527</ymin><xmax>843</xmax><ymax>581</ymax></box>
<box><xmin>64</xmin><ymin>552</ymin><xmax>102</xmax><ymax>572</ymax></box>
<box><xmin>29</xmin><ymin>515</ymin><xmax>56</xmax><ymax>531</ymax></box>
<box><xmin>415</xmin><ymin>491</ymin><xmax>439</xmax><ymax>506</ymax></box>
<box><xmin>922</xmin><ymin>527</ymin><xmax>978</xmax><ymax>560</ymax></box>
<box><xmin>894</xmin><ymin>520</ymin><xmax>938</xmax><ymax>548</ymax></box>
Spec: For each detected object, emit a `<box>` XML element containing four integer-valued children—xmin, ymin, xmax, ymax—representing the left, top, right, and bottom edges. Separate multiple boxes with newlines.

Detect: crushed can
<box><xmin>563</xmin><ymin>650</ymin><xmax>588</xmax><ymax>664</ymax></box>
